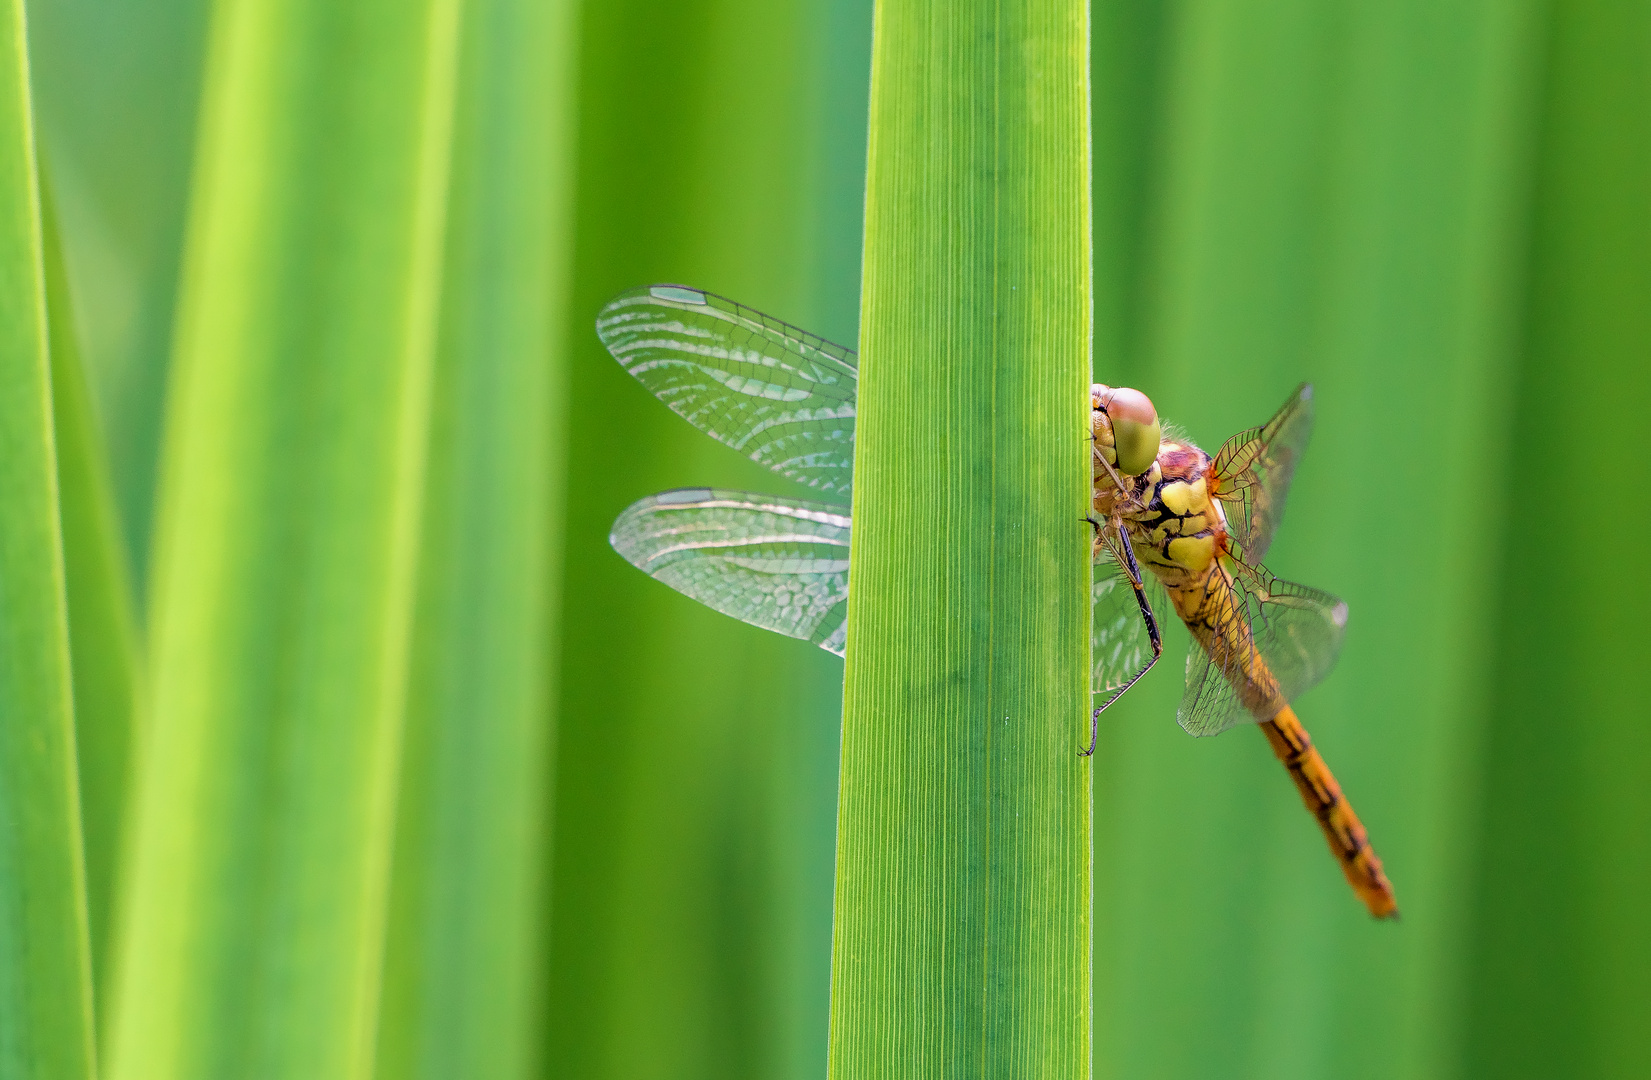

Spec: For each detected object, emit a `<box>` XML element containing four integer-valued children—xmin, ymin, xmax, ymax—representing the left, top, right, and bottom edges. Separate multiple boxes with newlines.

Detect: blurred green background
<box><xmin>8</xmin><ymin>0</ymin><xmax>1648</xmax><ymax>1077</ymax></box>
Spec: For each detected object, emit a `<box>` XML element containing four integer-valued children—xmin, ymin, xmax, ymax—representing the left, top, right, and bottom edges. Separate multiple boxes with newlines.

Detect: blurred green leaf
<box><xmin>0</xmin><ymin>2</ymin><xmax>96</xmax><ymax>1075</ymax></box>
<box><xmin>1464</xmin><ymin>4</ymin><xmax>1651</xmax><ymax>1077</ymax></box>
<box><xmin>30</xmin><ymin>0</ymin><xmax>211</xmax><ymax>592</ymax></box>
<box><xmin>42</xmin><ymin>178</ymin><xmax>143</xmax><ymax>1030</ymax></box>
<box><xmin>106</xmin><ymin>1</ymin><xmax>463</xmax><ymax>1075</ymax></box>
<box><xmin>543</xmin><ymin>1</ymin><xmax>869</xmax><ymax>1077</ymax></box>
<box><xmin>371</xmin><ymin>0</ymin><xmax>575</xmax><ymax>1077</ymax></box>
<box><xmin>829</xmin><ymin>0</ymin><xmax>1092</xmax><ymax>1072</ymax></box>
<box><xmin>1091</xmin><ymin>0</ymin><xmax>1169</xmax><ymax>388</ymax></box>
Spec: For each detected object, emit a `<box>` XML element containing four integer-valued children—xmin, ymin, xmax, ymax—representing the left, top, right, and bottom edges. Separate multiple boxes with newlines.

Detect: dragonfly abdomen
<box><xmin>1263</xmin><ymin>706</ymin><xmax>1398</xmax><ymax>919</ymax></box>
<box><xmin>1171</xmin><ymin>565</ymin><xmax>1285</xmax><ymax>716</ymax></box>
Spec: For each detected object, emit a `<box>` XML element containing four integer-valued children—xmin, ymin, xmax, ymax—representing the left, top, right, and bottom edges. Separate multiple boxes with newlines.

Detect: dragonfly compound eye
<box><xmin>1105</xmin><ymin>386</ymin><xmax>1161</xmax><ymax>476</ymax></box>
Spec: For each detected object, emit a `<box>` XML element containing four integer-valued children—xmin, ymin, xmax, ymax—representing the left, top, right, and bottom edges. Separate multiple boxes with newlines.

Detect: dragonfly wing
<box><xmin>1178</xmin><ymin>640</ymin><xmax>1252</xmax><ymax>740</ymax></box>
<box><xmin>1209</xmin><ymin>382</ymin><xmax>1313</xmax><ymax>563</ymax></box>
<box><xmin>597</xmin><ymin>285</ymin><xmax>858</xmax><ymax>494</ymax></box>
<box><xmin>1177</xmin><ymin>558</ymin><xmax>1349</xmax><ymax>737</ymax></box>
<box><xmin>1092</xmin><ymin>534</ymin><xmax>1166</xmax><ymax>709</ymax></box>
<box><xmin>609</xmin><ymin>488</ymin><xmax>852</xmax><ymax>655</ymax></box>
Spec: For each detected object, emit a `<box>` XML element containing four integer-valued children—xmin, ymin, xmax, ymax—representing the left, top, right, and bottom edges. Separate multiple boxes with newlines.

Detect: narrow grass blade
<box><xmin>370</xmin><ymin>0</ymin><xmax>575</xmax><ymax>1076</ymax></box>
<box><xmin>0</xmin><ymin>1</ymin><xmax>96</xmax><ymax>1075</ymax></box>
<box><xmin>106</xmin><ymin>1</ymin><xmax>462</xmax><ymax>1076</ymax></box>
<box><xmin>831</xmin><ymin>0</ymin><xmax>1093</xmax><ymax>1072</ymax></box>
<box><xmin>42</xmin><ymin>178</ymin><xmax>143</xmax><ymax>1027</ymax></box>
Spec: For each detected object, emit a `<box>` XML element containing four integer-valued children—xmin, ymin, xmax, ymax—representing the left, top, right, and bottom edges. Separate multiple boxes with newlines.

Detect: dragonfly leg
<box><xmin>1085</xmin><ymin>515</ymin><xmax>1109</xmax><ymax>565</ymax></box>
<box><xmin>1082</xmin><ymin>530</ymin><xmax>1164</xmax><ymax>757</ymax></box>
<box><xmin>1095</xmin><ymin>443</ymin><xmax>1128</xmax><ymax>493</ymax></box>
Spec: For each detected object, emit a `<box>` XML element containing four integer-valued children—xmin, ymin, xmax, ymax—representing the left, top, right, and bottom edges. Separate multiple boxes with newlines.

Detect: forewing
<box><xmin>1177</xmin><ymin>558</ymin><xmax>1349</xmax><ymax>737</ymax></box>
<box><xmin>597</xmin><ymin>285</ymin><xmax>858</xmax><ymax>494</ymax></box>
<box><xmin>609</xmin><ymin>488</ymin><xmax>852</xmax><ymax>655</ymax></box>
<box><xmin>1209</xmin><ymin>382</ymin><xmax>1314</xmax><ymax>563</ymax></box>
<box><xmin>1092</xmin><ymin>539</ymin><xmax>1166</xmax><ymax>708</ymax></box>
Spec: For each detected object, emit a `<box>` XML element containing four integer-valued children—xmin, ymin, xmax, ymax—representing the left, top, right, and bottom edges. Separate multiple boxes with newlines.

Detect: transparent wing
<box><xmin>1092</xmin><ymin>536</ymin><xmax>1166</xmax><ymax>709</ymax></box>
<box><xmin>597</xmin><ymin>285</ymin><xmax>858</xmax><ymax>494</ymax></box>
<box><xmin>1176</xmin><ymin>556</ymin><xmax>1348</xmax><ymax>737</ymax></box>
<box><xmin>609</xmin><ymin>488</ymin><xmax>852</xmax><ymax>655</ymax></box>
<box><xmin>1209</xmin><ymin>382</ymin><xmax>1314</xmax><ymax>563</ymax></box>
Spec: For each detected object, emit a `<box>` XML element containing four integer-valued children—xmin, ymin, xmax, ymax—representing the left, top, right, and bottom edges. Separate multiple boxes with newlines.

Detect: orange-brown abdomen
<box><xmin>1261</xmin><ymin>706</ymin><xmax>1398</xmax><ymax>919</ymax></box>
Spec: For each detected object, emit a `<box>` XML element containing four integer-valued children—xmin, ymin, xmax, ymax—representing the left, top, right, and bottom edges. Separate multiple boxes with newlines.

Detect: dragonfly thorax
<box><xmin>1149</xmin><ymin>442</ymin><xmax>1228</xmax><ymax>580</ymax></box>
<box><xmin>1101</xmin><ymin>435</ymin><xmax>1232</xmax><ymax>596</ymax></box>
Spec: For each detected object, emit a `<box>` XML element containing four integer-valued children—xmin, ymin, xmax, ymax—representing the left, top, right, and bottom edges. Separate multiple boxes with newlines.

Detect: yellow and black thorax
<box><xmin>1093</xmin><ymin>435</ymin><xmax>1230</xmax><ymax>589</ymax></box>
<box><xmin>1124</xmin><ymin>439</ymin><xmax>1227</xmax><ymax>586</ymax></box>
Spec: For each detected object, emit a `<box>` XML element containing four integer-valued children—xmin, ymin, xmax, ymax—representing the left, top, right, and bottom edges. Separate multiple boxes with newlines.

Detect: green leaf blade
<box><xmin>42</xmin><ymin>178</ymin><xmax>144</xmax><ymax>1031</ymax></box>
<box><xmin>0</xmin><ymin>1</ymin><xmax>96</xmax><ymax>1076</ymax></box>
<box><xmin>371</xmin><ymin>0</ymin><xmax>575</xmax><ymax>1075</ymax></box>
<box><xmin>106</xmin><ymin>2</ymin><xmax>462</xmax><ymax>1076</ymax></box>
<box><xmin>832</xmin><ymin>1</ymin><xmax>1093</xmax><ymax>1072</ymax></box>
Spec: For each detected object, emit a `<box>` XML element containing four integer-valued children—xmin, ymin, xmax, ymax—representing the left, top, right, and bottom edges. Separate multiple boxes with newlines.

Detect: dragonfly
<box><xmin>598</xmin><ymin>283</ymin><xmax>1397</xmax><ymax>920</ymax></box>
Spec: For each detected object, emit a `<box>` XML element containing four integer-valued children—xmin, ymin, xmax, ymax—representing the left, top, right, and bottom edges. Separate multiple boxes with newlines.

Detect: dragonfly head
<box><xmin>1092</xmin><ymin>384</ymin><xmax>1162</xmax><ymax>477</ymax></box>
